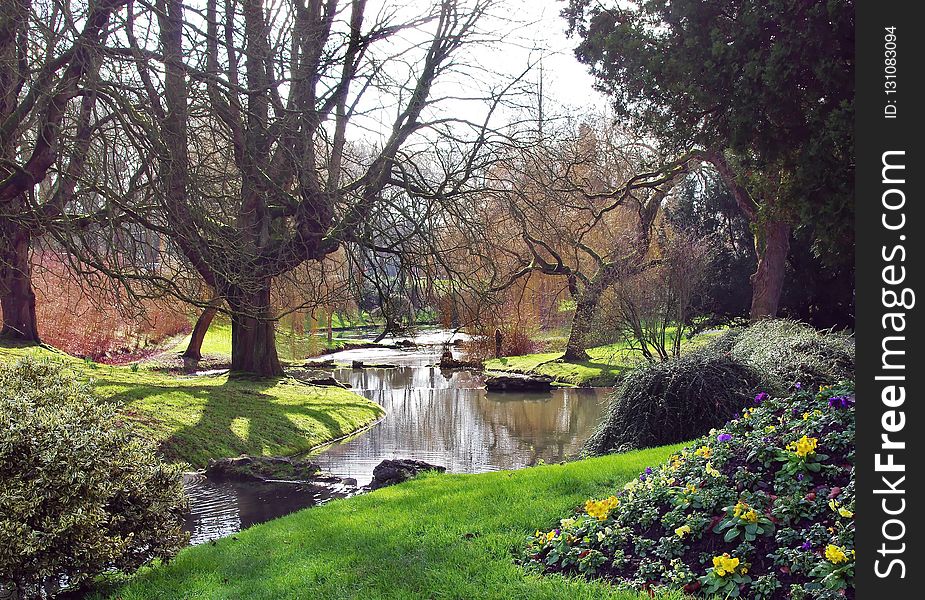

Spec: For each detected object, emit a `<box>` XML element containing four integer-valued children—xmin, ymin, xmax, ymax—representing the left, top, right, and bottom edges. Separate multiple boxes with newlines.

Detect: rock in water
<box><xmin>369</xmin><ymin>459</ymin><xmax>446</xmax><ymax>490</ymax></box>
<box><xmin>205</xmin><ymin>455</ymin><xmax>322</xmax><ymax>483</ymax></box>
<box><xmin>439</xmin><ymin>350</ymin><xmax>481</xmax><ymax>369</ymax></box>
<box><xmin>483</xmin><ymin>372</ymin><xmax>554</xmax><ymax>392</ymax></box>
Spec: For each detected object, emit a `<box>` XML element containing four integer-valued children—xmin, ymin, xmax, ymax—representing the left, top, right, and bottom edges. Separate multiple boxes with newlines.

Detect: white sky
<box><xmin>350</xmin><ymin>0</ymin><xmax>610</xmax><ymax>140</ymax></box>
<box><xmin>499</xmin><ymin>1</ymin><xmax>608</xmax><ymax>111</ymax></box>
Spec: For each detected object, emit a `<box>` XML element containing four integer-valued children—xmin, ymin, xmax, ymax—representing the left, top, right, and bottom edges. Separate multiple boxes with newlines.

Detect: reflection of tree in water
<box><xmin>313</xmin><ymin>365</ymin><xmax>608</xmax><ymax>482</ymax></box>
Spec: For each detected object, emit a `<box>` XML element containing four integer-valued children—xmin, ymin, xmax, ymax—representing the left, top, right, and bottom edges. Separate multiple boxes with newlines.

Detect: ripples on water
<box><xmin>184</xmin><ymin>332</ymin><xmax>611</xmax><ymax>545</ymax></box>
<box><xmin>182</xmin><ymin>474</ymin><xmax>356</xmax><ymax>545</ymax></box>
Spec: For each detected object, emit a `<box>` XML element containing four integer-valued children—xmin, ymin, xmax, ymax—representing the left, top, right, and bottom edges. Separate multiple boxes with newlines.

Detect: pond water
<box><xmin>183</xmin><ymin>330</ymin><xmax>610</xmax><ymax>545</ymax></box>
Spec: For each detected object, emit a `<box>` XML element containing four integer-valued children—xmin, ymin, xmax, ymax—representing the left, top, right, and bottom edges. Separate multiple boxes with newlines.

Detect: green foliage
<box><xmin>0</xmin><ymin>358</ymin><xmax>188</xmax><ymax>596</ymax></box>
<box><xmin>524</xmin><ymin>381</ymin><xmax>856</xmax><ymax>599</ymax></box>
<box><xmin>563</xmin><ymin>0</ymin><xmax>854</xmax><ymax>265</ymax></box>
<box><xmin>585</xmin><ymin>350</ymin><xmax>765</xmax><ymax>453</ymax></box>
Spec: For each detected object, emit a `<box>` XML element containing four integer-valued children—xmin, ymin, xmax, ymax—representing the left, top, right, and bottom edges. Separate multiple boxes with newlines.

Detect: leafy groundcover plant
<box><xmin>522</xmin><ymin>382</ymin><xmax>855</xmax><ymax>600</ymax></box>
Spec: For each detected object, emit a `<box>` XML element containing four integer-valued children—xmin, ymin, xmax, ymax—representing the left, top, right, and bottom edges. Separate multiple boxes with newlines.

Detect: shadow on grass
<box><xmin>106</xmin><ymin>375</ymin><xmax>381</xmax><ymax>467</ymax></box>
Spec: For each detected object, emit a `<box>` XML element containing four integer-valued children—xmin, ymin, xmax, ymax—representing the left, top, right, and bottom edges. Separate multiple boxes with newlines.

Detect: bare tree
<box><xmin>475</xmin><ymin>118</ymin><xmax>694</xmax><ymax>360</ymax></box>
<box><xmin>72</xmin><ymin>0</ymin><xmax>516</xmax><ymax>376</ymax></box>
<box><xmin>0</xmin><ymin>0</ymin><xmax>127</xmax><ymax>341</ymax></box>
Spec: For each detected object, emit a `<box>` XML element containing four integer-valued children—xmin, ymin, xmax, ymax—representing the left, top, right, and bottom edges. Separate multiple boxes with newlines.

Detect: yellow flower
<box><xmin>825</xmin><ymin>544</ymin><xmax>850</xmax><ymax>564</ymax></box>
<box><xmin>732</xmin><ymin>501</ymin><xmax>760</xmax><ymax>523</ymax></box>
<box><xmin>584</xmin><ymin>496</ymin><xmax>620</xmax><ymax>520</ymax></box>
<box><xmin>675</xmin><ymin>525</ymin><xmax>691</xmax><ymax>538</ymax></box>
<box><xmin>787</xmin><ymin>435</ymin><xmax>818</xmax><ymax>458</ymax></box>
<box><xmin>711</xmin><ymin>553</ymin><xmax>741</xmax><ymax>577</ymax></box>
<box><xmin>705</xmin><ymin>462</ymin><xmax>721</xmax><ymax>477</ymax></box>
<box><xmin>829</xmin><ymin>500</ymin><xmax>854</xmax><ymax>519</ymax></box>
<box><xmin>695</xmin><ymin>446</ymin><xmax>712</xmax><ymax>459</ymax></box>
<box><xmin>545</xmin><ymin>530</ymin><xmax>557</xmax><ymax>542</ymax></box>
<box><xmin>764</xmin><ymin>425</ymin><xmax>776</xmax><ymax>432</ymax></box>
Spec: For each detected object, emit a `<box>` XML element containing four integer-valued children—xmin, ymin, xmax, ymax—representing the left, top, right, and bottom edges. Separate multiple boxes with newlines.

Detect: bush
<box><xmin>584</xmin><ymin>350</ymin><xmax>765</xmax><ymax>454</ymax></box>
<box><xmin>0</xmin><ymin>358</ymin><xmax>188</xmax><ymax>597</ymax></box>
<box><xmin>714</xmin><ymin>319</ymin><xmax>854</xmax><ymax>393</ymax></box>
<box><xmin>524</xmin><ymin>381</ymin><xmax>856</xmax><ymax>599</ymax></box>
<box><xmin>585</xmin><ymin>320</ymin><xmax>854</xmax><ymax>455</ymax></box>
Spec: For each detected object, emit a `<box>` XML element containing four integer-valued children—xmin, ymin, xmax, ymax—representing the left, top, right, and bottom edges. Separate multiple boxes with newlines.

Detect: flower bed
<box><xmin>522</xmin><ymin>382</ymin><xmax>855</xmax><ymax>599</ymax></box>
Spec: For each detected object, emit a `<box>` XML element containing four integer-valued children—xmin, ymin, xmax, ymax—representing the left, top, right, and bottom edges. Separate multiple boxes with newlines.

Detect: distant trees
<box><xmin>563</xmin><ymin>0</ymin><xmax>854</xmax><ymax>322</ymax></box>
<box><xmin>464</xmin><ymin>119</ymin><xmax>695</xmax><ymax>360</ymax></box>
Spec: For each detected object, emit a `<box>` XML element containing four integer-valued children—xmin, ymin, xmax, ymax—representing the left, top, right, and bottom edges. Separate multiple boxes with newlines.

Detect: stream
<box><xmin>183</xmin><ymin>330</ymin><xmax>610</xmax><ymax>545</ymax></box>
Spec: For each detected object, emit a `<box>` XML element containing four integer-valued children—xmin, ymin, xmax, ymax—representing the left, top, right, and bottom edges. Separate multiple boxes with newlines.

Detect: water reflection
<box><xmin>307</xmin><ymin>361</ymin><xmax>609</xmax><ymax>486</ymax></box>
<box><xmin>183</xmin><ymin>332</ymin><xmax>610</xmax><ymax>544</ymax></box>
<box><xmin>182</xmin><ymin>475</ymin><xmax>355</xmax><ymax>545</ymax></box>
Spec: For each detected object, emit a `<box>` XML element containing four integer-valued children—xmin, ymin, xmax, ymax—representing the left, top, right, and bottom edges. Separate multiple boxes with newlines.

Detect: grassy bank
<box><xmin>95</xmin><ymin>445</ymin><xmax>687</xmax><ymax>600</ymax></box>
<box><xmin>0</xmin><ymin>343</ymin><xmax>384</xmax><ymax>467</ymax></box>
<box><xmin>484</xmin><ymin>331</ymin><xmax>723</xmax><ymax>387</ymax></box>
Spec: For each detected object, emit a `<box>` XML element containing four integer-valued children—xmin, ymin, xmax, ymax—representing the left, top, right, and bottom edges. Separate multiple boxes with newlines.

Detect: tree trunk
<box><xmin>228</xmin><ymin>284</ymin><xmax>284</xmax><ymax>377</ymax></box>
<box><xmin>183</xmin><ymin>297</ymin><xmax>222</xmax><ymax>359</ymax></box>
<box><xmin>0</xmin><ymin>223</ymin><xmax>40</xmax><ymax>343</ymax></box>
<box><xmin>563</xmin><ymin>291</ymin><xmax>601</xmax><ymax>361</ymax></box>
<box><xmin>749</xmin><ymin>219</ymin><xmax>791</xmax><ymax>319</ymax></box>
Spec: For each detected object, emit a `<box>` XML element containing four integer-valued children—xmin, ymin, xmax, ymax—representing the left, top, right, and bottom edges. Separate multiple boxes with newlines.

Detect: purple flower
<box><xmin>644</xmin><ymin>467</ymin><xmax>654</xmax><ymax>475</ymax></box>
<box><xmin>639</xmin><ymin>474</ymin><xmax>647</xmax><ymax>482</ymax></box>
<box><xmin>795</xmin><ymin>382</ymin><xmax>802</xmax><ymax>390</ymax></box>
<box><xmin>754</xmin><ymin>392</ymin><xmax>769</xmax><ymax>405</ymax></box>
<box><xmin>828</xmin><ymin>395</ymin><xmax>855</xmax><ymax>409</ymax></box>
<box><xmin>796</xmin><ymin>473</ymin><xmax>805</xmax><ymax>481</ymax></box>
<box><xmin>800</xmin><ymin>540</ymin><xmax>812</xmax><ymax>551</ymax></box>
<box><xmin>717</xmin><ymin>433</ymin><xmax>732</xmax><ymax>443</ymax></box>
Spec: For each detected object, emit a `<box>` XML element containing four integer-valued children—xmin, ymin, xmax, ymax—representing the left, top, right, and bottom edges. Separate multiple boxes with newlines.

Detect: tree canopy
<box><xmin>563</xmin><ymin>0</ymin><xmax>854</xmax><ymax>323</ymax></box>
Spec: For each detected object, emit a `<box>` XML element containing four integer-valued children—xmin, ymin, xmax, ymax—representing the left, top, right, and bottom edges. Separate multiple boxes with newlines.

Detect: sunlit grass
<box><xmin>484</xmin><ymin>329</ymin><xmax>724</xmax><ymax>386</ymax></box>
<box><xmin>0</xmin><ymin>343</ymin><xmax>383</xmax><ymax>468</ymax></box>
<box><xmin>94</xmin><ymin>446</ymin><xmax>689</xmax><ymax>600</ymax></box>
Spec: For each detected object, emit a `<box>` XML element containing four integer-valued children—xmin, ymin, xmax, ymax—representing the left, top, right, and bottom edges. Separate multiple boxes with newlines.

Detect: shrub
<box><xmin>0</xmin><ymin>358</ymin><xmax>188</xmax><ymax>597</ymax></box>
<box><xmin>523</xmin><ymin>381</ymin><xmax>856</xmax><ymax>599</ymax></box>
<box><xmin>714</xmin><ymin>319</ymin><xmax>854</xmax><ymax>392</ymax></box>
<box><xmin>585</xmin><ymin>320</ymin><xmax>854</xmax><ymax>455</ymax></box>
<box><xmin>584</xmin><ymin>350</ymin><xmax>765</xmax><ymax>454</ymax></box>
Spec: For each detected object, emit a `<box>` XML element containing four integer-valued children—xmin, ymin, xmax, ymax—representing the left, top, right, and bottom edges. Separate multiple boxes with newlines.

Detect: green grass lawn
<box><xmin>484</xmin><ymin>330</ymin><xmax>724</xmax><ymax>387</ymax></box>
<box><xmin>0</xmin><ymin>343</ymin><xmax>384</xmax><ymax>468</ymax></box>
<box><xmin>94</xmin><ymin>445</ymin><xmax>688</xmax><ymax>600</ymax></box>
